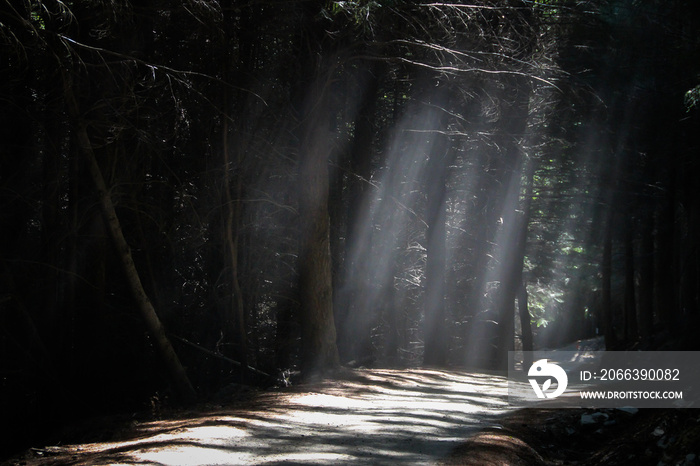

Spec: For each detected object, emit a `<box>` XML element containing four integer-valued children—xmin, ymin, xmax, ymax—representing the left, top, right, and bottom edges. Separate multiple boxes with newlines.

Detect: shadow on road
<box><xmin>9</xmin><ymin>369</ymin><xmax>514</xmax><ymax>465</ymax></box>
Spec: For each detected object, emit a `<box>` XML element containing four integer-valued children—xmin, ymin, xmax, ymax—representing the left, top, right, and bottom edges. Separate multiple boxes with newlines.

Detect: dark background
<box><xmin>2</xmin><ymin>0</ymin><xmax>699</xmax><ymax>457</ymax></box>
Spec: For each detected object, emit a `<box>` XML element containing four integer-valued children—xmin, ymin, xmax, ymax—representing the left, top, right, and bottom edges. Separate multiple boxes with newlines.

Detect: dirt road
<box><xmin>14</xmin><ymin>369</ymin><xmax>514</xmax><ymax>465</ymax></box>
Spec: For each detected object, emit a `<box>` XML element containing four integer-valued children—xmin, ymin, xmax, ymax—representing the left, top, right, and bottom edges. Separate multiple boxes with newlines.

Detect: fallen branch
<box><xmin>169</xmin><ymin>333</ymin><xmax>273</xmax><ymax>380</ymax></box>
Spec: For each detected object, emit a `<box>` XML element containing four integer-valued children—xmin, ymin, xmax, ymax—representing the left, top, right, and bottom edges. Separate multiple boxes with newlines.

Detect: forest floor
<box><xmin>4</xmin><ymin>366</ymin><xmax>699</xmax><ymax>465</ymax></box>
<box><xmin>443</xmin><ymin>406</ymin><xmax>700</xmax><ymax>465</ymax></box>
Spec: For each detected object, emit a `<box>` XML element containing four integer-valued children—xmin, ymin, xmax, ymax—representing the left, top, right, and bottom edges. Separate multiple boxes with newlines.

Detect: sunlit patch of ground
<box><xmin>8</xmin><ymin>369</ymin><xmax>514</xmax><ymax>465</ymax></box>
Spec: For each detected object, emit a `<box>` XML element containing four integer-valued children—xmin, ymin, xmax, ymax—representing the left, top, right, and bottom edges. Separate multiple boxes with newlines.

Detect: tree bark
<box><xmin>294</xmin><ymin>4</ymin><xmax>341</xmax><ymax>376</ymax></box>
<box><xmin>297</xmin><ymin>68</ymin><xmax>340</xmax><ymax>376</ymax></box>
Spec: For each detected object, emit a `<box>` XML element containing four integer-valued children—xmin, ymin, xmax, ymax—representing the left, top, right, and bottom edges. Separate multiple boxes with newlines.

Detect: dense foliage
<box><xmin>1</xmin><ymin>0</ymin><xmax>699</xmax><ymax>454</ymax></box>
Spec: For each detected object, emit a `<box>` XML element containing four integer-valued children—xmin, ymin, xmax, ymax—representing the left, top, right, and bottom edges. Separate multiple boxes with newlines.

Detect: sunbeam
<box><xmin>3</xmin><ymin>1</ymin><xmax>699</xmax><ymax>464</ymax></box>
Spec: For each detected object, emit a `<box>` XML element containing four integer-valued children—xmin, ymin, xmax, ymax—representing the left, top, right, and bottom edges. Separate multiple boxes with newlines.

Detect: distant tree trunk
<box><xmin>39</xmin><ymin>94</ymin><xmax>63</xmax><ymax>327</ymax></box>
<box><xmin>463</xmin><ymin>167</ymin><xmax>498</xmax><ymax>362</ymax></box>
<box><xmin>516</xmin><ymin>163</ymin><xmax>535</xmax><ymax>367</ymax></box>
<box><xmin>64</xmin><ymin>138</ymin><xmax>81</xmax><ymax>372</ymax></box>
<box><xmin>328</xmin><ymin>143</ymin><xmax>345</xmax><ymax>341</ymax></box>
<box><xmin>0</xmin><ymin>262</ymin><xmax>51</xmax><ymax>369</ymax></box>
<box><xmin>655</xmin><ymin>169</ymin><xmax>678</xmax><ymax>334</ymax></box>
<box><xmin>602</xmin><ymin>201</ymin><xmax>616</xmax><ymax>350</ymax></box>
<box><xmin>423</xmin><ymin>129</ymin><xmax>452</xmax><ymax>367</ymax></box>
<box><xmin>274</xmin><ymin>296</ymin><xmax>296</xmax><ymax>370</ymax></box>
<box><xmin>384</xmin><ymin>288</ymin><xmax>401</xmax><ymax>365</ymax></box>
<box><xmin>679</xmin><ymin>206</ymin><xmax>700</xmax><ymax>328</ymax></box>
<box><xmin>220</xmin><ymin>0</ymin><xmax>249</xmax><ymax>367</ymax></box>
<box><xmin>222</xmin><ymin>107</ymin><xmax>248</xmax><ymax>366</ymax></box>
<box><xmin>638</xmin><ymin>213</ymin><xmax>654</xmax><ymax>345</ymax></box>
<box><xmin>493</xmin><ymin>79</ymin><xmax>532</xmax><ymax>369</ymax></box>
<box><xmin>336</xmin><ymin>63</ymin><xmax>382</xmax><ymax>363</ymax></box>
<box><xmin>623</xmin><ymin>217</ymin><xmax>638</xmax><ymax>342</ymax></box>
<box><xmin>63</xmin><ymin>72</ymin><xmax>196</xmax><ymax>404</ymax></box>
<box><xmin>517</xmin><ymin>281</ymin><xmax>534</xmax><ymax>368</ymax></box>
<box><xmin>494</xmin><ymin>172</ymin><xmax>532</xmax><ymax>370</ymax></box>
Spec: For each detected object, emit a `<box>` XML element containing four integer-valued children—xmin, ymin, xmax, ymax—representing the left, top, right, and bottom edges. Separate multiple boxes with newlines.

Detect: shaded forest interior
<box><xmin>1</xmin><ymin>0</ymin><xmax>700</xmax><ymax>457</ymax></box>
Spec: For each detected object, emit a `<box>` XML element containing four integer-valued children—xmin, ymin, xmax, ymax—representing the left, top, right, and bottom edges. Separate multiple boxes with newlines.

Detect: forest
<box><xmin>2</xmin><ymin>0</ymin><xmax>700</xmax><ymax>461</ymax></box>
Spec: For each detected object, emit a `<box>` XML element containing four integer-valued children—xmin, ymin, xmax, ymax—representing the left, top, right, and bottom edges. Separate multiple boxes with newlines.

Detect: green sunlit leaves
<box><xmin>30</xmin><ymin>10</ymin><xmax>46</xmax><ymax>30</ymax></box>
<box><xmin>327</xmin><ymin>1</ymin><xmax>382</xmax><ymax>31</ymax></box>
<box><xmin>684</xmin><ymin>85</ymin><xmax>700</xmax><ymax>111</ymax></box>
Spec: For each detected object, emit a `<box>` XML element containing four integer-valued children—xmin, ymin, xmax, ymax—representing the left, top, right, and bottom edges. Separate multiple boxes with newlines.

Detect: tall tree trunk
<box><xmin>221</xmin><ymin>0</ymin><xmax>249</xmax><ymax>368</ymax></box>
<box><xmin>297</xmin><ymin>69</ymin><xmax>340</xmax><ymax>376</ymax></box>
<box><xmin>294</xmin><ymin>5</ymin><xmax>341</xmax><ymax>376</ymax></box>
<box><xmin>462</xmin><ymin>1</ymin><xmax>535</xmax><ymax>367</ymax></box>
<box><xmin>487</xmin><ymin>0</ymin><xmax>536</xmax><ymax>370</ymax></box>
<box><xmin>62</xmin><ymin>72</ymin><xmax>196</xmax><ymax>404</ymax></box>
<box><xmin>494</xmin><ymin>172</ymin><xmax>530</xmax><ymax>370</ymax></box>
<box><xmin>516</xmin><ymin>163</ymin><xmax>535</xmax><ymax>368</ymax></box>
<box><xmin>422</xmin><ymin>135</ymin><xmax>452</xmax><ymax>367</ymax></box>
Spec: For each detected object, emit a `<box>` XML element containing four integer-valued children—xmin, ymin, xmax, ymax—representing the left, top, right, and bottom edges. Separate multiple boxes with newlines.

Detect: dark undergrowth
<box><xmin>443</xmin><ymin>408</ymin><xmax>700</xmax><ymax>465</ymax></box>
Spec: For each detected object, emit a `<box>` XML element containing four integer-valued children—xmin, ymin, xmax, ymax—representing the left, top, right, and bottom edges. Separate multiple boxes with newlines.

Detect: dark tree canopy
<box><xmin>1</xmin><ymin>0</ymin><xmax>699</xmax><ymax>456</ymax></box>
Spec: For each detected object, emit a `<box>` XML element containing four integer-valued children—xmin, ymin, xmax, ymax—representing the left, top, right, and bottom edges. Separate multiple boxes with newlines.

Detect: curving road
<box><xmin>19</xmin><ymin>369</ymin><xmax>514</xmax><ymax>465</ymax></box>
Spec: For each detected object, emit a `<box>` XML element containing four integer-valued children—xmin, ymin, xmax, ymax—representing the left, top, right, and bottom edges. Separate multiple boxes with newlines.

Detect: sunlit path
<box><xmin>23</xmin><ymin>369</ymin><xmax>512</xmax><ymax>465</ymax></box>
